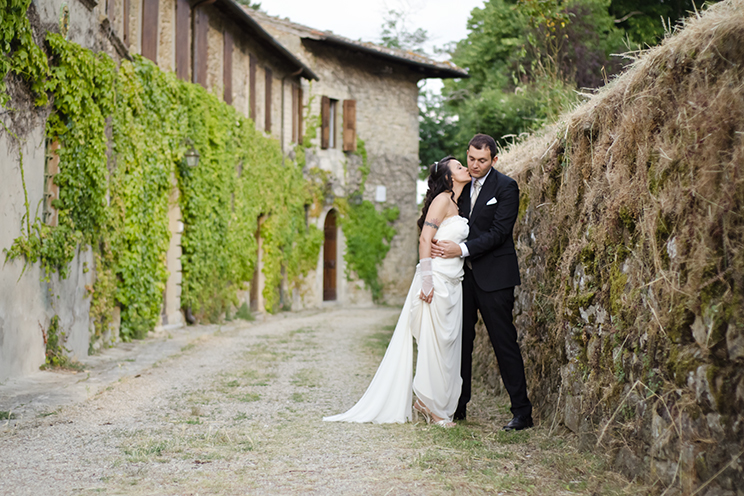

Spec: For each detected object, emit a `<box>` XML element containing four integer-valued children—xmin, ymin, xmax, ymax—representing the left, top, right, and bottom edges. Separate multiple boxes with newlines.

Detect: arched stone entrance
<box><xmin>323</xmin><ymin>210</ymin><xmax>337</xmax><ymax>301</ymax></box>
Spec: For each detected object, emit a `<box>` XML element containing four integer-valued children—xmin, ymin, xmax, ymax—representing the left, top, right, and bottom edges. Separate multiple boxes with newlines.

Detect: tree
<box><xmin>609</xmin><ymin>0</ymin><xmax>715</xmax><ymax>47</ymax></box>
<box><xmin>379</xmin><ymin>9</ymin><xmax>429</xmax><ymax>55</ymax></box>
<box><xmin>441</xmin><ymin>0</ymin><xmax>629</xmax><ymax>147</ymax></box>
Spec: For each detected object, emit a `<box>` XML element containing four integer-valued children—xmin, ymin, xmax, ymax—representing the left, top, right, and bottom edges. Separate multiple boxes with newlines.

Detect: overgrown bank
<box><xmin>472</xmin><ymin>1</ymin><xmax>744</xmax><ymax>493</ymax></box>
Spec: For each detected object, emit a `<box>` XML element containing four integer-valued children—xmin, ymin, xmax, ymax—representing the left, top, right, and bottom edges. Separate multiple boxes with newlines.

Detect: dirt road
<box><xmin>0</xmin><ymin>307</ymin><xmax>643</xmax><ymax>495</ymax></box>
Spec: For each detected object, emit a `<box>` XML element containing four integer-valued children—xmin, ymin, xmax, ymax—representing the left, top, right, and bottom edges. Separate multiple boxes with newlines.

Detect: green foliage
<box><xmin>418</xmin><ymin>91</ymin><xmax>463</xmax><ymax>176</ymax></box>
<box><xmin>609</xmin><ymin>0</ymin><xmax>716</xmax><ymax>47</ymax></box>
<box><xmin>177</xmin><ymin>80</ymin><xmax>322</xmax><ymax>316</ymax></box>
<box><xmin>439</xmin><ymin>0</ymin><xmax>627</xmax><ymax>150</ymax></box>
<box><xmin>5</xmin><ymin>33</ymin><xmax>115</xmax><ymax>280</ymax></box>
<box><xmin>111</xmin><ymin>57</ymin><xmax>181</xmax><ymax>338</ymax></box>
<box><xmin>337</xmin><ymin>199</ymin><xmax>399</xmax><ymax>302</ymax></box>
<box><xmin>235</xmin><ymin>302</ymin><xmax>254</xmax><ymax>321</ymax></box>
<box><xmin>0</xmin><ymin>0</ymin><xmax>49</xmax><ymax>106</ymax></box>
<box><xmin>41</xmin><ymin>315</ymin><xmax>82</xmax><ymax>370</ymax></box>
<box><xmin>5</xmin><ymin>25</ymin><xmax>325</xmax><ymax>343</ymax></box>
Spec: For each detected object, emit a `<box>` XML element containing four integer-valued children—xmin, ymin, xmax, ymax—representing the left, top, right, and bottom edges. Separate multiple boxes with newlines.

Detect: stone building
<box><xmin>0</xmin><ymin>0</ymin><xmax>314</xmax><ymax>380</ymax></box>
<box><xmin>250</xmin><ymin>10</ymin><xmax>468</xmax><ymax>306</ymax></box>
<box><xmin>0</xmin><ymin>0</ymin><xmax>468</xmax><ymax>381</ymax></box>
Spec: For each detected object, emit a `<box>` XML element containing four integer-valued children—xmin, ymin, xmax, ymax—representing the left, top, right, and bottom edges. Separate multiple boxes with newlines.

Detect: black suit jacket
<box><xmin>459</xmin><ymin>168</ymin><xmax>521</xmax><ymax>292</ymax></box>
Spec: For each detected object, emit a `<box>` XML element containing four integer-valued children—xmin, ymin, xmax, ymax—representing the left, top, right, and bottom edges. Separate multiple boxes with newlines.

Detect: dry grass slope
<box><xmin>472</xmin><ymin>1</ymin><xmax>744</xmax><ymax>493</ymax></box>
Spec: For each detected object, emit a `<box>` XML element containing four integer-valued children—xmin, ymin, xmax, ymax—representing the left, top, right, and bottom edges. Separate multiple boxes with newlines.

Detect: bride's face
<box><xmin>449</xmin><ymin>160</ymin><xmax>471</xmax><ymax>185</ymax></box>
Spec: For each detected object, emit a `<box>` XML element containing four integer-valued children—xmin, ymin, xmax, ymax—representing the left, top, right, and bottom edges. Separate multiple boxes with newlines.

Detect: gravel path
<box><xmin>0</xmin><ymin>306</ymin><xmax>644</xmax><ymax>495</ymax></box>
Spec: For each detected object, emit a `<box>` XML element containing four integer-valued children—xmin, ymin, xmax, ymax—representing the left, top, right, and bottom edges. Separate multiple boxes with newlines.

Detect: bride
<box><xmin>324</xmin><ymin>156</ymin><xmax>471</xmax><ymax>427</ymax></box>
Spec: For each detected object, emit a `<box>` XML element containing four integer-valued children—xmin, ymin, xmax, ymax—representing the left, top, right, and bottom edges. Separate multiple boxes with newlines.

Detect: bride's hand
<box><xmin>419</xmin><ymin>290</ymin><xmax>433</xmax><ymax>304</ymax></box>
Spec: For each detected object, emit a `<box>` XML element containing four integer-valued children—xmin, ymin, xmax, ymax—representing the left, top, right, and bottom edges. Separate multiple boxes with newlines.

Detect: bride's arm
<box><xmin>418</xmin><ymin>195</ymin><xmax>449</xmax><ymax>303</ymax></box>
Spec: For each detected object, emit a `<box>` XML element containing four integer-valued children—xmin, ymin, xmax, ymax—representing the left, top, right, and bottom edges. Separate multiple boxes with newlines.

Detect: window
<box><xmin>343</xmin><ymin>99</ymin><xmax>356</xmax><ymax>152</ymax></box>
<box><xmin>141</xmin><ymin>0</ymin><xmax>159</xmax><ymax>62</ymax></box>
<box><xmin>321</xmin><ymin>96</ymin><xmax>338</xmax><ymax>149</ymax></box>
<box><xmin>265</xmin><ymin>68</ymin><xmax>273</xmax><ymax>133</ymax></box>
<box><xmin>223</xmin><ymin>30</ymin><xmax>233</xmax><ymax>104</ymax></box>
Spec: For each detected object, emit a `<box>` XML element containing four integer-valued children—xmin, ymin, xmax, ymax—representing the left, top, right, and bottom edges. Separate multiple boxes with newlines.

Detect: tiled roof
<box><xmin>246</xmin><ymin>9</ymin><xmax>469</xmax><ymax>79</ymax></box>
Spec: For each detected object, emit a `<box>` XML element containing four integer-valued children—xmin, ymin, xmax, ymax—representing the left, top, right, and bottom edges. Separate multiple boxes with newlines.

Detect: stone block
<box><xmin>614</xmin><ymin>446</ymin><xmax>643</xmax><ymax>480</ymax></box>
<box><xmin>564</xmin><ymin>394</ymin><xmax>581</xmax><ymax>433</ymax></box>
<box><xmin>726</xmin><ymin>321</ymin><xmax>744</xmax><ymax>360</ymax></box>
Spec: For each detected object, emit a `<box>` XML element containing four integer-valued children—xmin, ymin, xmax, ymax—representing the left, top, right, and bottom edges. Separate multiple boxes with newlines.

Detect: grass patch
<box><xmin>239</xmin><ymin>368</ymin><xmax>276</xmax><ymax>386</ymax></box>
<box><xmin>234</xmin><ymin>302</ymin><xmax>254</xmax><ymax>321</ymax></box>
<box><xmin>243</xmin><ymin>343</ymin><xmax>292</xmax><ymax>362</ymax></box>
<box><xmin>235</xmin><ymin>392</ymin><xmax>261</xmax><ymax>402</ymax></box>
<box><xmin>290</xmin><ymin>367</ymin><xmax>322</xmax><ymax>388</ymax></box>
<box><xmin>0</xmin><ymin>411</ymin><xmax>17</xmax><ymax>420</ymax></box>
<box><xmin>363</xmin><ymin>324</ymin><xmax>395</xmax><ymax>356</ymax></box>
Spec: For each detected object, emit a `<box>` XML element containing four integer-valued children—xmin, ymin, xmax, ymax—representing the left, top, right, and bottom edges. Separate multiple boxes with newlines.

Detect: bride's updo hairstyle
<box><xmin>417</xmin><ymin>156</ymin><xmax>456</xmax><ymax>231</ymax></box>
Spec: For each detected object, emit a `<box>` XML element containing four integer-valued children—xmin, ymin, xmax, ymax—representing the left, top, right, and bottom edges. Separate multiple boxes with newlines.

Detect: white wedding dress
<box><xmin>324</xmin><ymin>215</ymin><xmax>469</xmax><ymax>424</ymax></box>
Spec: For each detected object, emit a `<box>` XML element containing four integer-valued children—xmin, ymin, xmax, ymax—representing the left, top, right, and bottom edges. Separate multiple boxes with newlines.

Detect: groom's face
<box><xmin>466</xmin><ymin>146</ymin><xmax>497</xmax><ymax>179</ymax></box>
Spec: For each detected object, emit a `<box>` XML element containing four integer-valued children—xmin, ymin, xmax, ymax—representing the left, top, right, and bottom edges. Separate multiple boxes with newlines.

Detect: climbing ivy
<box><xmin>337</xmin><ymin>198</ymin><xmax>399</xmax><ymax>302</ymax></box>
<box><xmin>5</xmin><ymin>33</ymin><xmax>115</xmax><ymax>280</ymax></box>
<box><xmin>110</xmin><ymin>57</ymin><xmax>181</xmax><ymax>338</ymax></box>
<box><xmin>0</xmin><ymin>0</ymin><xmax>49</xmax><ymax>106</ymax></box>
<box><xmin>335</xmin><ymin>137</ymin><xmax>399</xmax><ymax>302</ymax></box>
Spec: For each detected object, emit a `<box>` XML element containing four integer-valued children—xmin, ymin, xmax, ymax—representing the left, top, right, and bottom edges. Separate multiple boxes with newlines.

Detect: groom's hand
<box><xmin>431</xmin><ymin>239</ymin><xmax>462</xmax><ymax>259</ymax></box>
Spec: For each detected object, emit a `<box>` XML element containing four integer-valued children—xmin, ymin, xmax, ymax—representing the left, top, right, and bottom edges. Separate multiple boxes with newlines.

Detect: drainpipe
<box><xmin>281</xmin><ymin>68</ymin><xmax>304</xmax><ymax>166</ymax></box>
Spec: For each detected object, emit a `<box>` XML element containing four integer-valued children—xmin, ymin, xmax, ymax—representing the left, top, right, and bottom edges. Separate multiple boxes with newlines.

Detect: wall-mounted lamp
<box><xmin>184</xmin><ymin>143</ymin><xmax>200</xmax><ymax>168</ymax></box>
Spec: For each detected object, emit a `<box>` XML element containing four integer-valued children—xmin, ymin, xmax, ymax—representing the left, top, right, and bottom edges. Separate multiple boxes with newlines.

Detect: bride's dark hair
<box><xmin>417</xmin><ymin>156</ymin><xmax>456</xmax><ymax>231</ymax></box>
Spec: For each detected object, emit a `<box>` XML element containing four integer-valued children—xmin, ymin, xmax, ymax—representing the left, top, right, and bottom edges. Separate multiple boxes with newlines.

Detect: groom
<box><xmin>432</xmin><ymin>133</ymin><xmax>533</xmax><ymax>431</ymax></box>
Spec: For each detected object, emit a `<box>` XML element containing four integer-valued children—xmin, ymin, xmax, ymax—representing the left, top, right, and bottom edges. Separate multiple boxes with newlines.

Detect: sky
<box><xmin>256</xmin><ymin>0</ymin><xmax>485</xmax><ymax>86</ymax></box>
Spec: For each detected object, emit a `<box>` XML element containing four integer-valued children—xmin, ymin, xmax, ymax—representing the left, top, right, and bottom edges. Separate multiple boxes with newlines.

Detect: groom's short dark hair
<box><xmin>468</xmin><ymin>134</ymin><xmax>497</xmax><ymax>159</ymax></box>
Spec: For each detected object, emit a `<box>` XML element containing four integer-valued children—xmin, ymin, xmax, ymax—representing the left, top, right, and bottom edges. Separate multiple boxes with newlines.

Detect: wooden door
<box><xmin>323</xmin><ymin>210</ymin><xmax>337</xmax><ymax>301</ymax></box>
<box><xmin>250</xmin><ymin>221</ymin><xmax>260</xmax><ymax>311</ymax></box>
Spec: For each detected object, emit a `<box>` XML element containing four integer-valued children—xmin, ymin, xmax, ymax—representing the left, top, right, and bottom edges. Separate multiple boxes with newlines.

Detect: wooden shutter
<box><xmin>122</xmin><ymin>0</ymin><xmax>130</xmax><ymax>46</ymax></box>
<box><xmin>223</xmin><ymin>30</ymin><xmax>233</xmax><ymax>104</ymax></box>
<box><xmin>320</xmin><ymin>96</ymin><xmax>330</xmax><ymax>149</ymax></box>
<box><xmin>291</xmin><ymin>86</ymin><xmax>298</xmax><ymax>143</ymax></box>
<box><xmin>343</xmin><ymin>99</ymin><xmax>357</xmax><ymax>152</ymax></box>
<box><xmin>192</xmin><ymin>7</ymin><xmax>208</xmax><ymax>87</ymax></box>
<box><xmin>297</xmin><ymin>86</ymin><xmax>303</xmax><ymax>143</ymax></box>
<box><xmin>249</xmin><ymin>55</ymin><xmax>256</xmax><ymax>121</ymax></box>
<box><xmin>175</xmin><ymin>0</ymin><xmax>189</xmax><ymax>80</ymax></box>
<box><xmin>141</xmin><ymin>0</ymin><xmax>158</xmax><ymax>62</ymax></box>
<box><xmin>265</xmin><ymin>68</ymin><xmax>273</xmax><ymax>133</ymax></box>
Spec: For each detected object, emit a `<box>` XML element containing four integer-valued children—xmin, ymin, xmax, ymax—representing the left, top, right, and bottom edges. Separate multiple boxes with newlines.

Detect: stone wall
<box><xmin>471</xmin><ymin>3</ymin><xmax>744</xmax><ymax>493</ymax></box>
<box><xmin>0</xmin><ymin>0</ymin><xmax>114</xmax><ymax>380</ymax></box>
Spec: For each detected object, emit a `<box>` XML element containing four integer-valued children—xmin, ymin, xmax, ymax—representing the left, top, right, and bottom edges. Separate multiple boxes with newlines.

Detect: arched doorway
<box><xmin>323</xmin><ymin>210</ymin><xmax>337</xmax><ymax>301</ymax></box>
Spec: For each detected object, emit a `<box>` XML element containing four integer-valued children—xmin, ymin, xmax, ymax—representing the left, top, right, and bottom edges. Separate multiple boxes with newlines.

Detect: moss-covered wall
<box><xmin>472</xmin><ymin>2</ymin><xmax>744</xmax><ymax>493</ymax></box>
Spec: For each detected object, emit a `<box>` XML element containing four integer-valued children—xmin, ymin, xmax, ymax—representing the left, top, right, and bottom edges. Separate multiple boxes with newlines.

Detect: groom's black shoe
<box><xmin>503</xmin><ymin>415</ymin><xmax>533</xmax><ymax>431</ymax></box>
<box><xmin>453</xmin><ymin>409</ymin><xmax>466</xmax><ymax>421</ymax></box>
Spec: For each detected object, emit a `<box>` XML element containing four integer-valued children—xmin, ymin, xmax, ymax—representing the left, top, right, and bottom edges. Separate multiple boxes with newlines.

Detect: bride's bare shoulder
<box><xmin>431</xmin><ymin>192</ymin><xmax>453</xmax><ymax>204</ymax></box>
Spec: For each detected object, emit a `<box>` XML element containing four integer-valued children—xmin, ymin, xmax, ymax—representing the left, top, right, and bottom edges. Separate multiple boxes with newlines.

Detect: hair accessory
<box><xmin>434</xmin><ymin>161</ymin><xmax>439</xmax><ymax>173</ymax></box>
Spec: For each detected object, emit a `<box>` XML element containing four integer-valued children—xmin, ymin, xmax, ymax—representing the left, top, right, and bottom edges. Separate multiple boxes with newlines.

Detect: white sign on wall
<box><xmin>375</xmin><ymin>185</ymin><xmax>387</xmax><ymax>203</ymax></box>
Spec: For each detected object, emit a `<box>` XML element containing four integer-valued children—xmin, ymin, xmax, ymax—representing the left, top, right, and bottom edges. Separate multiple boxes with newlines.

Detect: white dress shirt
<box><xmin>459</xmin><ymin>168</ymin><xmax>492</xmax><ymax>258</ymax></box>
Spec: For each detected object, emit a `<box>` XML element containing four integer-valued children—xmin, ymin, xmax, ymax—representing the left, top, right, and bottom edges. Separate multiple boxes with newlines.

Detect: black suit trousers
<box><xmin>457</xmin><ymin>267</ymin><xmax>532</xmax><ymax>418</ymax></box>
